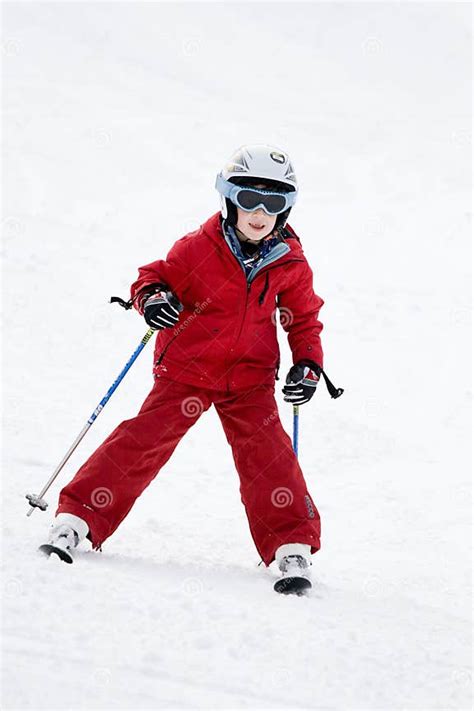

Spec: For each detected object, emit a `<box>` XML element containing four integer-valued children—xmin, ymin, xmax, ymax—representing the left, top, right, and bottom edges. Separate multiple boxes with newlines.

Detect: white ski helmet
<box><xmin>216</xmin><ymin>144</ymin><xmax>298</xmax><ymax>227</ymax></box>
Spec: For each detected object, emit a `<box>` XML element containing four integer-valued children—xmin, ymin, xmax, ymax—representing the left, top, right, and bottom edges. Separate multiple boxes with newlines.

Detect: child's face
<box><xmin>236</xmin><ymin>207</ymin><xmax>277</xmax><ymax>243</ymax></box>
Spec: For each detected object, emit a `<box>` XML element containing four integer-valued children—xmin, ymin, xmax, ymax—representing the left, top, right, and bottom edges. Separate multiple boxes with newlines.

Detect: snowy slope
<box><xmin>2</xmin><ymin>3</ymin><xmax>472</xmax><ymax>709</ymax></box>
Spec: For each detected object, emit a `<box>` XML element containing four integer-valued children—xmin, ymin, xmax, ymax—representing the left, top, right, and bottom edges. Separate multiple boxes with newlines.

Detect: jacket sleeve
<box><xmin>277</xmin><ymin>259</ymin><xmax>324</xmax><ymax>369</ymax></box>
<box><xmin>130</xmin><ymin>237</ymin><xmax>190</xmax><ymax>314</ymax></box>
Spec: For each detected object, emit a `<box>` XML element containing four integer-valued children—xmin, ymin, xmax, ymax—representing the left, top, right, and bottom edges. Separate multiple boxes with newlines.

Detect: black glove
<box><xmin>143</xmin><ymin>290</ymin><xmax>183</xmax><ymax>330</ymax></box>
<box><xmin>282</xmin><ymin>361</ymin><xmax>322</xmax><ymax>405</ymax></box>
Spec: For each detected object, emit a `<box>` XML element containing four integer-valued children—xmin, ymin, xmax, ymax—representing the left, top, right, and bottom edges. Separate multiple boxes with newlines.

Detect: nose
<box><xmin>251</xmin><ymin>208</ymin><xmax>266</xmax><ymax>217</ymax></box>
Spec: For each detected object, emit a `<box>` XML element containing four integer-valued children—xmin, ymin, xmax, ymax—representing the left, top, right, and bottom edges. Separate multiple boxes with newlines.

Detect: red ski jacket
<box><xmin>130</xmin><ymin>212</ymin><xmax>324</xmax><ymax>391</ymax></box>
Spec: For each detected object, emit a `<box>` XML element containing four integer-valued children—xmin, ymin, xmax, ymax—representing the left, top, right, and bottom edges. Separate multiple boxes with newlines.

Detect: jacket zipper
<box><xmin>229</xmin><ymin>278</ymin><xmax>252</xmax><ymax>356</ymax></box>
<box><xmin>258</xmin><ymin>272</ymin><xmax>269</xmax><ymax>305</ymax></box>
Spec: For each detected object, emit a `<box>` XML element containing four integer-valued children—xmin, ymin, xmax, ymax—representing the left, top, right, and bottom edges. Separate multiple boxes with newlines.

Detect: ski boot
<box><xmin>274</xmin><ymin>544</ymin><xmax>312</xmax><ymax>596</ymax></box>
<box><xmin>39</xmin><ymin>513</ymin><xmax>89</xmax><ymax>564</ymax></box>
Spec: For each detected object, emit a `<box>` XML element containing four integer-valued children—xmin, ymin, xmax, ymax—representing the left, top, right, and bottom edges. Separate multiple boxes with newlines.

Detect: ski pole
<box><xmin>292</xmin><ymin>404</ymin><xmax>299</xmax><ymax>456</ymax></box>
<box><xmin>25</xmin><ymin>328</ymin><xmax>156</xmax><ymax>516</ymax></box>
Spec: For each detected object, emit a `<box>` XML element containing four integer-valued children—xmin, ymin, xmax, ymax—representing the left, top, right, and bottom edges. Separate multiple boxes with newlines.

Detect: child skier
<box><xmin>40</xmin><ymin>144</ymin><xmax>341</xmax><ymax>595</ymax></box>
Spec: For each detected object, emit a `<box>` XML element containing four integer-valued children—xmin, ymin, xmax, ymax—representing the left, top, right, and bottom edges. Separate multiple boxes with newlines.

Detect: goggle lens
<box><xmin>237</xmin><ymin>189</ymin><xmax>287</xmax><ymax>214</ymax></box>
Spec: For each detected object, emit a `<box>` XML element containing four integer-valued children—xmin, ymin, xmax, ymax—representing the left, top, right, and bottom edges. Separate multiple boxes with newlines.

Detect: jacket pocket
<box><xmin>155</xmin><ymin>331</ymin><xmax>180</xmax><ymax>367</ymax></box>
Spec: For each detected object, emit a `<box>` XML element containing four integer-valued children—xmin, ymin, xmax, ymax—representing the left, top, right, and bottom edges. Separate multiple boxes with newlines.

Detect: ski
<box><xmin>274</xmin><ymin>575</ymin><xmax>312</xmax><ymax>596</ymax></box>
<box><xmin>38</xmin><ymin>543</ymin><xmax>74</xmax><ymax>564</ymax></box>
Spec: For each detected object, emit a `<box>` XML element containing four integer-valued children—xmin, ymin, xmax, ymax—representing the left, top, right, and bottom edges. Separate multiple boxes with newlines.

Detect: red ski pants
<box><xmin>57</xmin><ymin>377</ymin><xmax>321</xmax><ymax>565</ymax></box>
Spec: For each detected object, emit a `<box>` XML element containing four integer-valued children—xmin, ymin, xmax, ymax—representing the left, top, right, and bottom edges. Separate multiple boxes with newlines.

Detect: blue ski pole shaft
<box><xmin>26</xmin><ymin>328</ymin><xmax>155</xmax><ymax>516</ymax></box>
<box><xmin>293</xmin><ymin>404</ymin><xmax>299</xmax><ymax>456</ymax></box>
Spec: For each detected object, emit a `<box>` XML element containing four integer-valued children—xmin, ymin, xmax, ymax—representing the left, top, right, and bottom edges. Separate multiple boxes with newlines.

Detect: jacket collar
<box><xmin>201</xmin><ymin>212</ymin><xmax>304</xmax><ymax>260</ymax></box>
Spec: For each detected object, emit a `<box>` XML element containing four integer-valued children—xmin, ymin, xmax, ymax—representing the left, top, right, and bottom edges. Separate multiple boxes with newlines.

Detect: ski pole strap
<box><xmin>110</xmin><ymin>295</ymin><xmax>133</xmax><ymax>310</ymax></box>
<box><xmin>110</xmin><ymin>283</ymin><xmax>170</xmax><ymax>312</ymax></box>
<box><xmin>321</xmin><ymin>370</ymin><xmax>344</xmax><ymax>399</ymax></box>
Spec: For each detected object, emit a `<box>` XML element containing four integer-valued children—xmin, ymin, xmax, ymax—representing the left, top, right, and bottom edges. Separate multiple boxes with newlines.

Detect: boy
<box><xmin>40</xmin><ymin>144</ymin><xmax>340</xmax><ymax>595</ymax></box>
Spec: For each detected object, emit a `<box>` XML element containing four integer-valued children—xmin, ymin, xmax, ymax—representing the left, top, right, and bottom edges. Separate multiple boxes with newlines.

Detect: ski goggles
<box><xmin>215</xmin><ymin>174</ymin><xmax>297</xmax><ymax>215</ymax></box>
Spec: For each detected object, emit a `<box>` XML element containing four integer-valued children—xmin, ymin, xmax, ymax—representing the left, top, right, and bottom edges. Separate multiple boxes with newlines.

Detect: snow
<box><xmin>1</xmin><ymin>3</ymin><xmax>471</xmax><ymax>709</ymax></box>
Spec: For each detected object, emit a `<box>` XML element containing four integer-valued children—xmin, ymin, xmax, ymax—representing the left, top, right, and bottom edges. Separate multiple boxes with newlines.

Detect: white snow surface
<box><xmin>1</xmin><ymin>3</ymin><xmax>472</xmax><ymax>710</ymax></box>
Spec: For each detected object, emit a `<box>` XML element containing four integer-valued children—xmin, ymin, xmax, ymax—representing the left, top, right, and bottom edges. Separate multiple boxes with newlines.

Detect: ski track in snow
<box><xmin>2</xmin><ymin>3</ymin><xmax>471</xmax><ymax>710</ymax></box>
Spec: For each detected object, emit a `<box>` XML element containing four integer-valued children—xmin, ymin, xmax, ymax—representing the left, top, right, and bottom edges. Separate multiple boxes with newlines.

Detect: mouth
<box><xmin>249</xmin><ymin>222</ymin><xmax>266</xmax><ymax>231</ymax></box>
